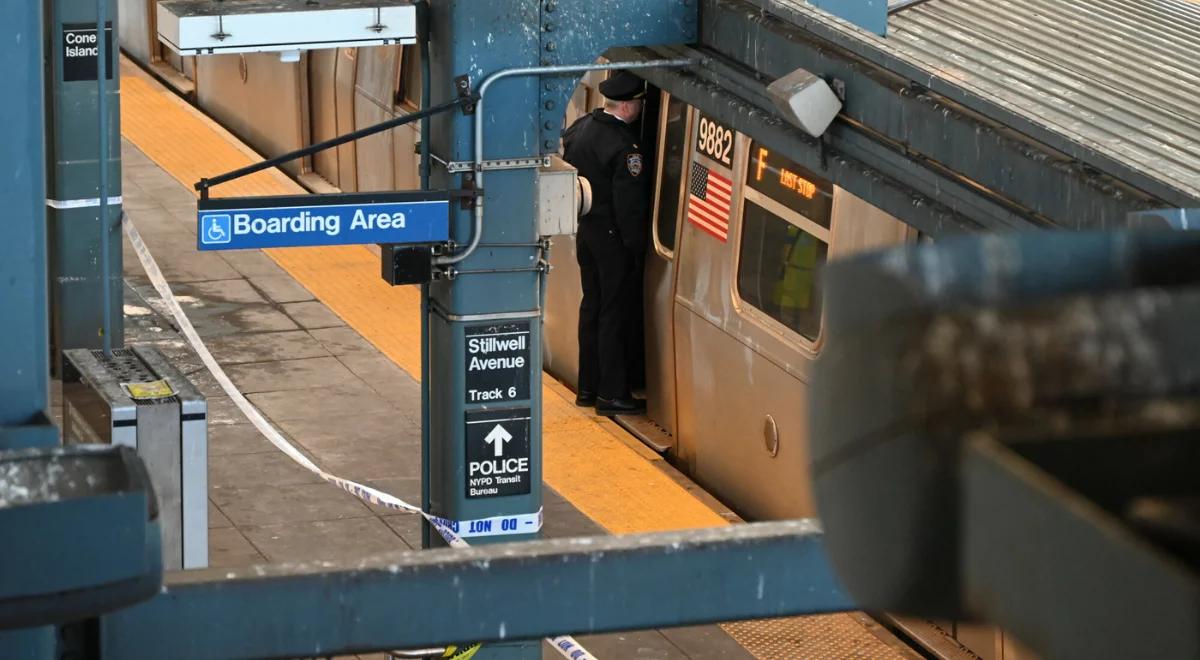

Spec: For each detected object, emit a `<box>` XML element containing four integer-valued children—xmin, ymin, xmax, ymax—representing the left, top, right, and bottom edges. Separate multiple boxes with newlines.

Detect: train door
<box><xmin>334</xmin><ymin>48</ymin><xmax>359</xmax><ymax>191</ymax></box>
<box><xmin>308</xmin><ymin>49</ymin><xmax>341</xmax><ymax>188</ymax></box>
<box><xmin>642</xmin><ymin>92</ymin><xmax>691</xmax><ymax>439</ymax></box>
<box><xmin>671</xmin><ymin>110</ymin><xmax>748</xmax><ymax>494</ymax></box>
<box><xmin>120</xmin><ymin>0</ymin><xmax>196</xmax><ymax>88</ymax></box>
<box><xmin>353</xmin><ymin>46</ymin><xmax>401</xmax><ymax>192</ymax></box>
<box><xmin>393</xmin><ymin>45</ymin><xmax>423</xmax><ymax>190</ymax></box>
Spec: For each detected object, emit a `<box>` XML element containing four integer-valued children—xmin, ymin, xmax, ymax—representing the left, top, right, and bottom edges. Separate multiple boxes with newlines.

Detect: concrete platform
<box><xmin>91</xmin><ymin>137</ymin><xmax>755</xmax><ymax>659</ymax></box>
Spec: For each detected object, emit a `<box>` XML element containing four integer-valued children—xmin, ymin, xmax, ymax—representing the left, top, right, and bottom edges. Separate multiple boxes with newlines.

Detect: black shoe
<box><xmin>575</xmin><ymin>390</ymin><xmax>596</xmax><ymax>407</ymax></box>
<box><xmin>595</xmin><ymin>396</ymin><xmax>646</xmax><ymax>416</ymax></box>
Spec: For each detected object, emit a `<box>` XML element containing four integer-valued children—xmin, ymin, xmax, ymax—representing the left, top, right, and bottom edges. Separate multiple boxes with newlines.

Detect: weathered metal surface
<box><xmin>0</xmin><ymin>0</ymin><xmax>53</xmax><ymax>446</ymax></box>
<box><xmin>963</xmin><ymin>435</ymin><xmax>1200</xmax><ymax>660</ymax></box>
<box><xmin>810</xmin><ymin>230</ymin><xmax>1200</xmax><ymax>621</ymax></box>
<box><xmin>46</xmin><ymin>0</ymin><xmax>125</xmax><ymax>356</ymax></box>
<box><xmin>100</xmin><ymin>520</ymin><xmax>849</xmax><ymax>658</ymax></box>
<box><xmin>889</xmin><ymin>0</ymin><xmax>1200</xmax><ymax>202</ymax></box>
<box><xmin>535</xmin><ymin>0</ymin><xmax>697</xmax><ymax>153</ymax></box>
<box><xmin>699</xmin><ymin>0</ymin><xmax>1179</xmax><ymax>234</ymax></box>
<box><xmin>0</xmin><ymin>446</ymin><xmax>162</xmax><ymax>629</ymax></box>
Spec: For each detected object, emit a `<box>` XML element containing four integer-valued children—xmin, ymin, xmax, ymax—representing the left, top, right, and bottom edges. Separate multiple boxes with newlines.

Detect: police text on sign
<box><xmin>465</xmin><ymin>409</ymin><xmax>532</xmax><ymax>499</ymax></box>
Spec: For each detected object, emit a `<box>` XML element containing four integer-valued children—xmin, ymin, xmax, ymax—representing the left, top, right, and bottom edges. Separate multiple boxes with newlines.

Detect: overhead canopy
<box><xmin>156</xmin><ymin>0</ymin><xmax>417</xmax><ymax>56</ymax></box>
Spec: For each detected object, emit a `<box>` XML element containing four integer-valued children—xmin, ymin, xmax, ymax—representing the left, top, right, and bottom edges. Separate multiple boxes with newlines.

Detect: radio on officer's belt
<box><xmin>536</xmin><ymin>155</ymin><xmax>582</xmax><ymax>236</ymax></box>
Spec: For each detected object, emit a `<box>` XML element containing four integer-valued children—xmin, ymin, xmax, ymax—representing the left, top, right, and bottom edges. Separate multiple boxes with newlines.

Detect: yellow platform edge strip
<box><xmin>118</xmin><ymin>64</ymin><xmax>727</xmax><ymax>535</ymax></box>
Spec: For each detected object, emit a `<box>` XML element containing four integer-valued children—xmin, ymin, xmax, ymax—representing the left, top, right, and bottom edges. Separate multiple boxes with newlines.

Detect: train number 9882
<box><xmin>696</xmin><ymin>115</ymin><xmax>734</xmax><ymax>167</ymax></box>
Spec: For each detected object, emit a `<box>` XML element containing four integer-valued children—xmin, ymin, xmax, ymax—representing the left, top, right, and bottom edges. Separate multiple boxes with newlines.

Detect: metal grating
<box><xmin>94</xmin><ymin>348</ymin><xmax>156</xmax><ymax>383</ymax></box>
<box><xmin>886</xmin><ymin>0</ymin><xmax>1200</xmax><ymax>200</ymax></box>
<box><xmin>92</xmin><ymin>348</ymin><xmax>179</xmax><ymax>405</ymax></box>
<box><xmin>721</xmin><ymin>614</ymin><xmax>920</xmax><ymax>659</ymax></box>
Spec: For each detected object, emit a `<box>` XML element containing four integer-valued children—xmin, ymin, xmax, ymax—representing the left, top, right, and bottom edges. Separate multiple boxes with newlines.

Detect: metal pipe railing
<box><xmin>97</xmin><ymin>0</ymin><xmax>112</xmax><ymax>356</ymax></box>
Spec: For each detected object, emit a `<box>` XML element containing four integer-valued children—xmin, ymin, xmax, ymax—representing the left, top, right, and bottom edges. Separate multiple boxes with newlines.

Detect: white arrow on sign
<box><xmin>484</xmin><ymin>424</ymin><xmax>513</xmax><ymax>457</ymax></box>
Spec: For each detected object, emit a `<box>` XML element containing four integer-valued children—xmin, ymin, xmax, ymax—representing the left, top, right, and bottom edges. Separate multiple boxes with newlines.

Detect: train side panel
<box><xmin>352</xmin><ymin>46</ymin><xmax>401</xmax><ymax>192</ymax></box>
<box><xmin>307</xmin><ymin>49</ymin><xmax>342</xmax><ymax>187</ymax></box>
<box><xmin>119</xmin><ymin>0</ymin><xmax>153</xmax><ymax>65</ymax></box>
<box><xmin>195</xmin><ymin>54</ymin><xmax>307</xmax><ymax>178</ymax></box>
<box><xmin>332</xmin><ymin>49</ymin><xmax>359</xmax><ymax>190</ymax></box>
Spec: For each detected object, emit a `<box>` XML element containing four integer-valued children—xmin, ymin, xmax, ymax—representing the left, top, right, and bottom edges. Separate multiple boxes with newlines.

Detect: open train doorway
<box><xmin>541</xmin><ymin>70</ymin><xmax>679</xmax><ymax>448</ymax></box>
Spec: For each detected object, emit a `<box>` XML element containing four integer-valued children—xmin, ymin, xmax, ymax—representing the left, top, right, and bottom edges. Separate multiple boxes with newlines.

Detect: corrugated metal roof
<box><xmin>887</xmin><ymin>0</ymin><xmax>1200</xmax><ymax>201</ymax></box>
<box><xmin>883</xmin><ymin>0</ymin><xmax>1200</xmax><ymax>205</ymax></box>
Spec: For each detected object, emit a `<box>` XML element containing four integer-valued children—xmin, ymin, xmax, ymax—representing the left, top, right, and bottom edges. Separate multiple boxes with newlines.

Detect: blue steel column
<box><xmin>46</xmin><ymin>0</ymin><xmax>124</xmax><ymax>359</ymax></box>
<box><xmin>0</xmin><ymin>3</ymin><xmax>59</xmax><ymax>656</ymax></box>
<box><xmin>423</xmin><ymin>2</ymin><xmax>694</xmax><ymax>656</ymax></box>
<box><xmin>425</xmin><ymin>0</ymin><xmax>544</xmax><ymax>549</ymax></box>
<box><xmin>0</xmin><ymin>0</ymin><xmax>56</xmax><ymax>452</ymax></box>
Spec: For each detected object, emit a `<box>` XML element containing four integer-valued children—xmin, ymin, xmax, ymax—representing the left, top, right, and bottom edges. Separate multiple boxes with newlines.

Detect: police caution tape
<box><xmin>125</xmin><ymin>214</ymin><xmax>595</xmax><ymax>659</ymax></box>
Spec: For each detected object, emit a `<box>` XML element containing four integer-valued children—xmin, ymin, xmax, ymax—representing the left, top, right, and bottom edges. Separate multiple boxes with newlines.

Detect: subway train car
<box><xmin>546</xmin><ymin>76</ymin><xmax>912</xmax><ymax>522</ymax></box>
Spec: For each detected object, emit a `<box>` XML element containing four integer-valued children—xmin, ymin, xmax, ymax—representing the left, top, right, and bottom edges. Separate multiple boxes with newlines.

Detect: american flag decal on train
<box><xmin>687</xmin><ymin>160</ymin><xmax>732</xmax><ymax>241</ymax></box>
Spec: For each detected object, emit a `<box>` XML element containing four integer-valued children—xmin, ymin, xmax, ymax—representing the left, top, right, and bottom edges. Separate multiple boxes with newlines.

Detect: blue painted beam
<box><xmin>100</xmin><ymin>521</ymin><xmax>851</xmax><ymax>659</ymax></box>
<box><xmin>807</xmin><ymin>0</ymin><xmax>887</xmax><ymax>35</ymax></box>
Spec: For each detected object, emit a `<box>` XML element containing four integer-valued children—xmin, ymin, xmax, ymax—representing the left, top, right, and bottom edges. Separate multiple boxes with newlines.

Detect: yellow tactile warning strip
<box><xmin>722</xmin><ymin>615</ymin><xmax>920</xmax><ymax>659</ymax></box>
<box><xmin>118</xmin><ymin>60</ymin><xmax>726</xmax><ymax>535</ymax></box>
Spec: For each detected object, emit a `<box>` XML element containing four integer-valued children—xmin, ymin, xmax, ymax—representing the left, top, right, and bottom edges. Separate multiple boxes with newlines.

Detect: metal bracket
<box><xmin>454</xmin><ymin>75</ymin><xmax>475</xmax><ymax>114</ymax></box>
<box><xmin>445</xmin><ymin>156</ymin><xmax>550</xmax><ymax>173</ymax></box>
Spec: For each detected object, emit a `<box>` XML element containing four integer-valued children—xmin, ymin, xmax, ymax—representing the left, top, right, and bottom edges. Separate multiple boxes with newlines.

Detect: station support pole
<box><xmin>0</xmin><ymin>3</ymin><xmax>59</xmax><ymax>656</ymax></box>
<box><xmin>46</xmin><ymin>0</ymin><xmax>124</xmax><ymax>363</ymax></box>
<box><xmin>421</xmin><ymin>2</ymin><xmax>694</xmax><ymax>656</ymax></box>
<box><xmin>0</xmin><ymin>0</ymin><xmax>57</xmax><ymax>451</ymax></box>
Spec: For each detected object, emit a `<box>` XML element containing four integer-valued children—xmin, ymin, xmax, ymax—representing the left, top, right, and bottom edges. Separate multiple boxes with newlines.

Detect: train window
<box><xmin>654</xmin><ymin>95</ymin><xmax>689</xmax><ymax>253</ymax></box>
<box><xmin>394</xmin><ymin>45</ymin><xmax>421</xmax><ymax>109</ymax></box>
<box><xmin>737</xmin><ymin>202</ymin><xmax>827</xmax><ymax>341</ymax></box>
<box><xmin>737</xmin><ymin>141</ymin><xmax>834</xmax><ymax>342</ymax></box>
<box><xmin>747</xmin><ymin>142</ymin><xmax>833</xmax><ymax>227</ymax></box>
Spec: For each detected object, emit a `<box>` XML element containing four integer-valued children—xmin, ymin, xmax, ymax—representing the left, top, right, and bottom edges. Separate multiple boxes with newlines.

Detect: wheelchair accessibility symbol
<box><xmin>200</xmin><ymin>214</ymin><xmax>231</xmax><ymax>245</ymax></box>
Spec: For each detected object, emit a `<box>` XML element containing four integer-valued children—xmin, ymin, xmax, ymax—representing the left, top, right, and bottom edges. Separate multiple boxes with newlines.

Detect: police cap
<box><xmin>599</xmin><ymin>70</ymin><xmax>646</xmax><ymax>101</ymax></box>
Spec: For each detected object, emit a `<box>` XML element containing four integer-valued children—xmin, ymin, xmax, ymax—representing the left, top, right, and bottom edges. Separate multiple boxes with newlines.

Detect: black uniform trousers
<box><xmin>576</xmin><ymin>217</ymin><xmax>636</xmax><ymax>401</ymax></box>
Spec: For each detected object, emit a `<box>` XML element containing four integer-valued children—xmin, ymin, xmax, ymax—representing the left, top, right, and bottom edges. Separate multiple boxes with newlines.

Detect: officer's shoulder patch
<box><xmin>626</xmin><ymin>153</ymin><xmax>644</xmax><ymax>177</ymax></box>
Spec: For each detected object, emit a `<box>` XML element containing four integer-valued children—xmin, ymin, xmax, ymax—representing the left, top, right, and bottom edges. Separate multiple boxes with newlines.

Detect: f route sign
<box><xmin>196</xmin><ymin>191</ymin><xmax>452</xmax><ymax>251</ymax></box>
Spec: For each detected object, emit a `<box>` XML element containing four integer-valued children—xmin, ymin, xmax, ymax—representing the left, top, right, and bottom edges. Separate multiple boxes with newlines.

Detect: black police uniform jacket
<box><xmin>562</xmin><ymin>109</ymin><xmax>649</xmax><ymax>250</ymax></box>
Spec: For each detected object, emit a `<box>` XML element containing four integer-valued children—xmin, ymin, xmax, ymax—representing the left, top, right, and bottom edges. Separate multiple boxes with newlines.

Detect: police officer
<box><xmin>561</xmin><ymin>70</ymin><xmax>649</xmax><ymax>416</ymax></box>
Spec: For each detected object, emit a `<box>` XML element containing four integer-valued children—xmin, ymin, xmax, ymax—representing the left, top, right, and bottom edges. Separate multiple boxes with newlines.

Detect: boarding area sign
<box><xmin>196</xmin><ymin>191</ymin><xmax>451</xmax><ymax>251</ymax></box>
